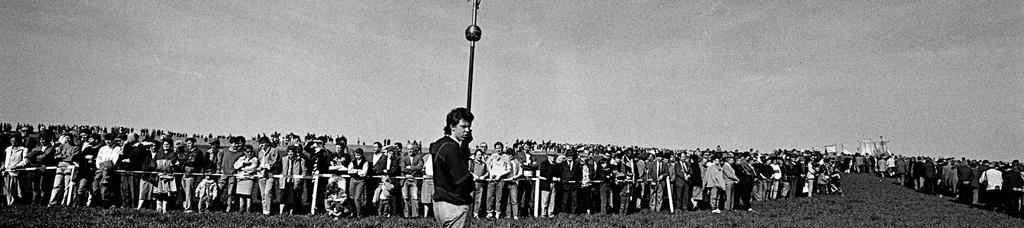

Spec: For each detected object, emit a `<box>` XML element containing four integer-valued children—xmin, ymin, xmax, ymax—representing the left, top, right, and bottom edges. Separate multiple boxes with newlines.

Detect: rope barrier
<box><xmin>103</xmin><ymin>169</ymin><xmax>669</xmax><ymax>183</ymax></box>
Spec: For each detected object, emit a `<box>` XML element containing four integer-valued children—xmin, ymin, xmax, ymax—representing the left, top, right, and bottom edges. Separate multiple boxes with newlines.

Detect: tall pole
<box><xmin>465</xmin><ymin>0</ymin><xmax>482</xmax><ymax>111</ymax></box>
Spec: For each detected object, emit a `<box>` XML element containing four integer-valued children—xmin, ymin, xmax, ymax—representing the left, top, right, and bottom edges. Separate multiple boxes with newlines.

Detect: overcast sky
<box><xmin>1</xmin><ymin>0</ymin><xmax>1021</xmax><ymax>161</ymax></box>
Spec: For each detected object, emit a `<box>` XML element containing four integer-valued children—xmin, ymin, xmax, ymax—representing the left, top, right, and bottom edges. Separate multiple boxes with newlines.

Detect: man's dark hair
<box><xmin>103</xmin><ymin>133</ymin><xmax>117</xmax><ymax>140</ymax></box>
<box><xmin>185</xmin><ymin>137</ymin><xmax>197</xmax><ymax>143</ymax></box>
<box><xmin>444</xmin><ymin>107</ymin><xmax>474</xmax><ymax>135</ymax></box>
<box><xmin>229</xmin><ymin>136</ymin><xmax>246</xmax><ymax>144</ymax></box>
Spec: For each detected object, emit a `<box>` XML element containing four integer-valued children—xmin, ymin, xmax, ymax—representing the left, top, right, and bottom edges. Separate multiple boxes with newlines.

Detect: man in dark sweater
<box><xmin>432</xmin><ymin>107</ymin><xmax>474</xmax><ymax>228</ymax></box>
<box><xmin>216</xmin><ymin>136</ymin><xmax>246</xmax><ymax>212</ymax></box>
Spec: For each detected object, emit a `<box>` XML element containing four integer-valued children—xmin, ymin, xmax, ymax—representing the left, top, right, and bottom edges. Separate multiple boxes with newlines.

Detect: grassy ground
<box><xmin>2</xmin><ymin>174</ymin><xmax>1021</xmax><ymax>227</ymax></box>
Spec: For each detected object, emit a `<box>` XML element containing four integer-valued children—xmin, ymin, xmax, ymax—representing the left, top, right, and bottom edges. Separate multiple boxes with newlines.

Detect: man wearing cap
<box><xmin>307</xmin><ymin>139</ymin><xmax>336</xmax><ymax>213</ymax></box>
<box><xmin>633</xmin><ymin>153</ymin><xmax>649</xmax><ymax>210</ymax></box>
<box><xmin>431</xmin><ymin>107</ymin><xmax>475</xmax><ymax>228</ymax></box>
<box><xmin>92</xmin><ymin>133</ymin><xmax>121</xmax><ymax>207</ymax></box>
<box><xmin>256</xmin><ymin>137</ymin><xmax>280</xmax><ymax>215</ymax></box>
<box><xmin>647</xmin><ymin>153</ymin><xmax>669</xmax><ymax>212</ymax></box>
<box><xmin>49</xmin><ymin>133</ymin><xmax>80</xmax><ymax>207</ymax></box>
<box><xmin>538</xmin><ymin>152</ymin><xmax>559</xmax><ymax>217</ymax></box>
<box><xmin>17</xmin><ymin>126</ymin><xmax>38</xmax><ymax>150</ymax></box>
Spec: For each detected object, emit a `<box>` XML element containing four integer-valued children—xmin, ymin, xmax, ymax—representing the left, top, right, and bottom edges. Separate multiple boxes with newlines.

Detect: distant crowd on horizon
<box><xmin>1</xmin><ymin>122</ymin><xmax>1020</xmax><ymax>221</ymax></box>
<box><xmin>856</xmin><ymin>154</ymin><xmax>1023</xmax><ymax>217</ymax></box>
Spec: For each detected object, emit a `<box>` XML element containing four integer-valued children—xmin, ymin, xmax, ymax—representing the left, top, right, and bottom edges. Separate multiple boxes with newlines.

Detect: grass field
<box><xmin>2</xmin><ymin>174</ymin><xmax>1021</xmax><ymax>227</ymax></box>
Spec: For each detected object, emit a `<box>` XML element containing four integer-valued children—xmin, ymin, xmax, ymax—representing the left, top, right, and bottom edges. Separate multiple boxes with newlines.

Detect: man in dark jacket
<box><xmin>432</xmin><ymin>107</ymin><xmax>474</xmax><ymax>228</ymax></box>
<box><xmin>559</xmin><ymin>153</ymin><xmax>583</xmax><ymax>214</ymax></box>
<box><xmin>538</xmin><ymin>153</ymin><xmax>559</xmax><ymax>217</ymax></box>
<box><xmin>923</xmin><ymin>159</ymin><xmax>937</xmax><ymax>194</ymax></box>
<box><xmin>671</xmin><ymin>154</ymin><xmax>691</xmax><ymax>212</ymax></box>
<box><xmin>956</xmin><ymin>161</ymin><xmax>974</xmax><ymax>204</ymax></box>
<box><xmin>1001</xmin><ymin>164</ymin><xmax>1022</xmax><ymax>216</ymax></box>
<box><xmin>733</xmin><ymin>156</ymin><xmax>757</xmax><ymax>211</ymax></box>
<box><xmin>179</xmin><ymin>138</ymin><xmax>206</xmax><ymax>212</ymax></box>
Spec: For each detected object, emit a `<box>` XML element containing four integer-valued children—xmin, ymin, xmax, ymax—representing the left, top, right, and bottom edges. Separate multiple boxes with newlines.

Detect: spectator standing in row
<box><xmin>277</xmin><ymin>145</ymin><xmax>307</xmax><ymax>215</ymax></box>
<box><xmin>255</xmin><ymin>137</ymin><xmax>279</xmax><ymax>215</ymax></box>
<box><xmin>49</xmin><ymin>133</ymin><xmax>80</xmax><ymax>207</ymax></box>
<box><xmin>72</xmin><ymin>133</ymin><xmax>100</xmax><ymax>207</ymax></box>
<box><xmin>216</xmin><ymin>137</ymin><xmax>246</xmax><ymax>212</ymax></box>
<box><xmin>485</xmin><ymin>142</ymin><xmax>510</xmax><ymax>219</ymax></box>
<box><xmin>347</xmin><ymin>148</ymin><xmax>370</xmax><ymax>216</ymax></box>
<box><xmin>468</xmin><ymin>148</ymin><xmax>487</xmax><ymax>217</ymax></box>
<box><xmin>671</xmin><ymin>154</ymin><xmax>691</xmax><ymax>212</ymax></box>
<box><xmin>538</xmin><ymin>153</ymin><xmax>559</xmax><ymax>217</ymax></box>
<box><xmin>419</xmin><ymin>145</ymin><xmax>436</xmax><ymax>218</ymax></box>
<box><xmin>504</xmin><ymin>148</ymin><xmax>524</xmax><ymax>219</ymax></box>
<box><xmin>560</xmin><ymin>152</ymin><xmax>582</xmax><ymax>215</ymax></box>
<box><xmin>400</xmin><ymin>144</ymin><xmax>424</xmax><ymax>218</ymax></box>
<box><xmin>232</xmin><ymin>147</ymin><xmax>259</xmax><ymax>213</ymax></box>
<box><xmin>3</xmin><ymin>136</ymin><xmax>29</xmax><ymax>205</ymax></box>
<box><xmin>152</xmin><ymin>139</ymin><xmax>179</xmax><ymax>213</ymax></box>
<box><xmin>92</xmin><ymin>133</ymin><xmax>121</xmax><ymax>207</ymax></box>
<box><xmin>178</xmin><ymin>138</ymin><xmax>206</xmax><ymax>212</ymax></box>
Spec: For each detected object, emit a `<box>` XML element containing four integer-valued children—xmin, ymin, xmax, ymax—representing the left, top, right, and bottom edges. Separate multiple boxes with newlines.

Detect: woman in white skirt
<box><xmin>232</xmin><ymin>148</ymin><xmax>259</xmax><ymax>213</ymax></box>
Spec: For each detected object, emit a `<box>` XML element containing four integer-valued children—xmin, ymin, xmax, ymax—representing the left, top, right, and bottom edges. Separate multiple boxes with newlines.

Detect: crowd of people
<box><xmin>852</xmin><ymin>154</ymin><xmax>1023</xmax><ymax>217</ymax></box>
<box><xmin>1</xmin><ymin>122</ymin><xmax>1020</xmax><ymax>221</ymax></box>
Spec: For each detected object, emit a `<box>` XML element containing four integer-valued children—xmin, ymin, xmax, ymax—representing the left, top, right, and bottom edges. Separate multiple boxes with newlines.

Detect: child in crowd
<box><xmin>194</xmin><ymin>176</ymin><xmax>218</xmax><ymax>212</ymax></box>
<box><xmin>325</xmin><ymin>183</ymin><xmax>354</xmax><ymax>219</ymax></box>
<box><xmin>372</xmin><ymin>176</ymin><xmax>395</xmax><ymax>217</ymax></box>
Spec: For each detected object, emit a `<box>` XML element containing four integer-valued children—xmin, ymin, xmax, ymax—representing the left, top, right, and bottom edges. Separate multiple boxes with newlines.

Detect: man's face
<box><xmin>260</xmin><ymin>142</ymin><xmax>270</xmax><ymax>150</ymax></box>
<box><xmin>494</xmin><ymin>144</ymin><xmax>504</xmax><ymax>153</ymax></box>
<box><xmin>104</xmin><ymin>139</ymin><xmax>114</xmax><ymax>146</ymax></box>
<box><xmin>231</xmin><ymin>142</ymin><xmax>242</xmax><ymax>150</ymax></box>
<box><xmin>451</xmin><ymin>120</ymin><xmax>472</xmax><ymax>142</ymax></box>
<box><xmin>186</xmin><ymin>141</ymin><xmax>196</xmax><ymax>149</ymax></box>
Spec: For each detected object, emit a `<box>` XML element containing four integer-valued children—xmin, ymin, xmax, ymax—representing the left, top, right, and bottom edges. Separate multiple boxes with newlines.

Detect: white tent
<box><xmin>858</xmin><ymin>140</ymin><xmax>876</xmax><ymax>155</ymax></box>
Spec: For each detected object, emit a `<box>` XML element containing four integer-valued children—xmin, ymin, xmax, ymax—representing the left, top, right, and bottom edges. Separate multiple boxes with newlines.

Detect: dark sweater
<box><xmin>431</xmin><ymin>136</ymin><xmax>473</xmax><ymax>205</ymax></box>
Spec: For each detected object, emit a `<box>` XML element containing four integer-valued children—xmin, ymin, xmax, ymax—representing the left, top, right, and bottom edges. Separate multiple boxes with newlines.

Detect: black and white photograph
<box><xmin>1</xmin><ymin>0</ymin><xmax>1022</xmax><ymax>227</ymax></box>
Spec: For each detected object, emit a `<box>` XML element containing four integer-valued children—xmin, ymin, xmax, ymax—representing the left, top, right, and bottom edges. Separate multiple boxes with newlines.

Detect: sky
<box><xmin>1</xmin><ymin>0</ymin><xmax>1021</xmax><ymax>161</ymax></box>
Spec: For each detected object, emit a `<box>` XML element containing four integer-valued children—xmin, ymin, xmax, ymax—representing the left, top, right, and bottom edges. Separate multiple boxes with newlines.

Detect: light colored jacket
<box><xmin>703</xmin><ymin>162</ymin><xmax>725</xmax><ymax>189</ymax></box>
<box><xmin>979</xmin><ymin>168</ymin><xmax>1003</xmax><ymax>190</ymax></box>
